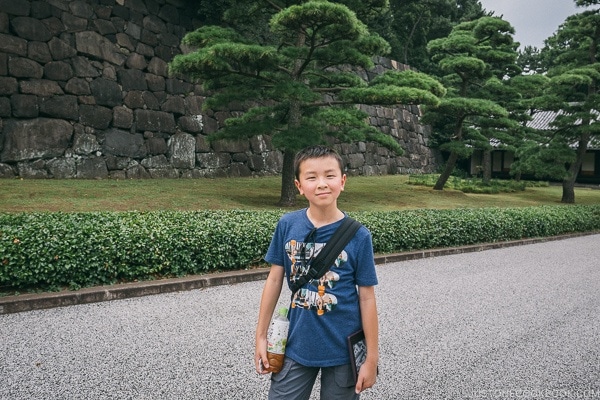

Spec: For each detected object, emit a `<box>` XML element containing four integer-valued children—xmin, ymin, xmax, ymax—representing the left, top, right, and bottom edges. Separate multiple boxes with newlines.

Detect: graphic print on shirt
<box><xmin>285</xmin><ymin>239</ymin><xmax>348</xmax><ymax>315</ymax></box>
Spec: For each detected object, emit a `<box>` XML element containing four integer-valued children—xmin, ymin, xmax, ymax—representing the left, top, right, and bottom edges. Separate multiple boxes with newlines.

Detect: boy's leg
<box><xmin>319</xmin><ymin>363</ymin><xmax>359</xmax><ymax>400</ymax></box>
<box><xmin>268</xmin><ymin>358</ymin><xmax>319</xmax><ymax>400</ymax></box>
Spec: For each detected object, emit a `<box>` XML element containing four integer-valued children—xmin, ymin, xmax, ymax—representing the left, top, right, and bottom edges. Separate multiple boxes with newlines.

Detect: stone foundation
<box><xmin>0</xmin><ymin>0</ymin><xmax>441</xmax><ymax>179</ymax></box>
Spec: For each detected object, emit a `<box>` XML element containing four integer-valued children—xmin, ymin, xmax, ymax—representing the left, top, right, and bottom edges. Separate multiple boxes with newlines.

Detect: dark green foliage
<box><xmin>407</xmin><ymin>174</ymin><xmax>548</xmax><ymax>193</ymax></box>
<box><xmin>2</xmin><ymin>206</ymin><xmax>599</xmax><ymax>293</ymax></box>
<box><xmin>0</xmin><ymin>211</ymin><xmax>281</xmax><ymax>292</ymax></box>
<box><xmin>360</xmin><ymin>205</ymin><xmax>600</xmax><ymax>253</ymax></box>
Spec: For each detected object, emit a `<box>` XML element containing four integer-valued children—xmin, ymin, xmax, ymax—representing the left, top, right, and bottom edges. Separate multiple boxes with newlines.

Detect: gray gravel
<box><xmin>1</xmin><ymin>234</ymin><xmax>599</xmax><ymax>400</ymax></box>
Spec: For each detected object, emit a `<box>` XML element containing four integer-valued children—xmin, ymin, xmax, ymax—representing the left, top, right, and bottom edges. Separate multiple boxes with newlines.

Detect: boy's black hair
<box><xmin>294</xmin><ymin>145</ymin><xmax>344</xmax><ymax>180</ymax></box>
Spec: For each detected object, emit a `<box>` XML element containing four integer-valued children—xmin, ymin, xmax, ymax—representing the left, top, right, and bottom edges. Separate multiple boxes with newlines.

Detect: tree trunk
<box><xmin>277</xmin><ymin>93</ymin><xmax>303</xmax><ymax>207</ymax></box>
<box><xmin>482</xmin><ymin>149</ymin><xmax>491</xmax><ymax>184</ymax></box>
<box><xmin>561</xmin><ymin>178</ymin><xmax>576</xmax><ymax>204</ymax></box>
<box><xmin>561</xmin><ymin>133</ymin><xmax>590</xmax><ymax>204</ymax></box>
<box><xmin>277</xmin><ymin>148</ymin><xmax>297</xmax><ymax>207</ymax></box>
<box><xmin>434</xmin><ymin>151</ymin><xmax>459</xmax><ymax>190</ymax></box>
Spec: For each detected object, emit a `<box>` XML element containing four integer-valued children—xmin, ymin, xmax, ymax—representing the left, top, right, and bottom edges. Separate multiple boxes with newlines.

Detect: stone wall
<box><xmin>0</xmin><ymin>0</ymin><xmax>441</xmax><ymax>179</ymax></box>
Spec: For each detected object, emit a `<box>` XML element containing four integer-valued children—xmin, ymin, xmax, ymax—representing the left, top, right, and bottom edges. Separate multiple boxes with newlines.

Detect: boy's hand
<box><xmin>255</xmin><ymin>339</ymin><xmax>270</xmax><ymax>374</ymax></box>
<box><xmin>355</xmin><ymin>360</ymin><xmax>377</xmax><ymax>394</ymax></box>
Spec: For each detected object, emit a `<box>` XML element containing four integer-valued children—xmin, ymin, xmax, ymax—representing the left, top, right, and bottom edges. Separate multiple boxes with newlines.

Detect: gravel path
<box><xmin>1</xmin><ymin>234</ymin><xmax>599</xmax><ymax>400</ymax></box>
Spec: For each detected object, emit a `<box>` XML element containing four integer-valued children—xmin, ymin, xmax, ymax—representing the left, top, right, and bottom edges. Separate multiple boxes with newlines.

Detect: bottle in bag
<box><xmin>265</xmin><ymin>307</ymin><xmax>289</xmax><ymax>373</ymax></box>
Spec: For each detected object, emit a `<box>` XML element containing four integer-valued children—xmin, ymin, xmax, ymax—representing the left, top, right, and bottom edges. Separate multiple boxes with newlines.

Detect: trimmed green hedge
<box><xmin>1</xmin><ymin>205</ymin><xmax>599</xmax><ymax>293</ymax></box>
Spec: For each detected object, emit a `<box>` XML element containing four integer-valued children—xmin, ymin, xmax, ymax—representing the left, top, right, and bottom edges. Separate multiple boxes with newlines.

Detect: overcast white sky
<box><xmin>478</xmin><ymin>0</ymin><xmax>593</xmax><ymax>49</ymax></box>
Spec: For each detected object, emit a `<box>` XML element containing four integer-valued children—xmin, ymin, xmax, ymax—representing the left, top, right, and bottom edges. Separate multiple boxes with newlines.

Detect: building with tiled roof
<box><xmin>467</xmin><ymin>109</ymin><xmax>599</xmax><ymax>184</ymax></box>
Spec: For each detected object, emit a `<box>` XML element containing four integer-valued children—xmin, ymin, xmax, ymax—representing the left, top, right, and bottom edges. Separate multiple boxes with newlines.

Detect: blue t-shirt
<box><xmin>264</xmin><ymin>209</ymin><xmax>378</xmax><ymax>367</ymax></box>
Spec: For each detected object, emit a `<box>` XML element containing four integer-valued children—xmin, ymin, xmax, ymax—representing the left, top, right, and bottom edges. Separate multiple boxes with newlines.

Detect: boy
<box><xmin>255</xmin><ymin>145</ymin><xmax>379</xmax><ymax>399</ymax></box>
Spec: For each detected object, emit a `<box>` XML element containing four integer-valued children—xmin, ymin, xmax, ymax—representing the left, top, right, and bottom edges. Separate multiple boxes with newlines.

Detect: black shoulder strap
<box><xmin>290</xmin><ymin>217</ymin><xmax>362</xmax><ymax>295</ymax></box>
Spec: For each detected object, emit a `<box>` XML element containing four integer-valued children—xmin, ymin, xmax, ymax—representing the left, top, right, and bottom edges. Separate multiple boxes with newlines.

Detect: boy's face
<box><xmin>294</xmin><ymin>156</ymin><xmax>346</xmax><ymax>208</ymax></box>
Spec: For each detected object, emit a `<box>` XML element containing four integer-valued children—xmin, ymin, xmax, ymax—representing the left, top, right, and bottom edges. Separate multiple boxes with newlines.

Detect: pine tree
<box><xmin>170</xmin><ymin>0</ymin><xmax>444</xmax><ymax>205</ymax></box>
<box><xmin>520</xmin><ymin>1</ymin><xmax>599</xmax><ymax>203</ymax></box>
<box><xmin>423</xmin><ymin>16</ymin><xmax>519</xmax><ymax>190</ymax></box>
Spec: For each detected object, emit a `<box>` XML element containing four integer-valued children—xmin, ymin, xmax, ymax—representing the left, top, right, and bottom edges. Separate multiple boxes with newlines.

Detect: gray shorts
<box><xmin>268</xmin><ymin>357</ymin><xmax>359</xmax><ymax>400</ymax></box>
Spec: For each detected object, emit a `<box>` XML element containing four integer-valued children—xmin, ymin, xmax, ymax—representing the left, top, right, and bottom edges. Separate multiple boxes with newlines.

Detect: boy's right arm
<box><xmin>255</xmin><ymin>264</ymin><xmax>285</xmax><ymax>374</ymax></box>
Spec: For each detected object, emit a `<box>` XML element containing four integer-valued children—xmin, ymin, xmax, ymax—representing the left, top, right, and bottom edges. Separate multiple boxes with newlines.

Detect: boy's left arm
<box><xmin>355</xmin><ymin>285</ymin><xmax>379</xmax><ymax>394</ymax></box>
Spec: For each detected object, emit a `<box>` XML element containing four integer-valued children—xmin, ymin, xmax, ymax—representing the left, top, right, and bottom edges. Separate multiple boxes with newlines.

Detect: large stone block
<box><xmin>48</xmin><ymin>37</ymin><xmax>77</xmax><ymax>60</ymax></box>
<box><xmin>135</xmin><ymin>109</ymin><xmax>175</xmax><ymax>133</ymax></box>
<box><xmin>0</xmin><ymin>0</ymin><xmax>31</xmax><ymax>17</ymax></box>
<box><xmin>142</xmin><ymin>15</ymin><xmax>166</xmax><ymax>33</ymax></box>
<box><xmin>72</xmin><ymin>56</ymin><xmax>101</xmax><ymax>77</ymax></box>
<box><xmin>79</xmin><ymin>104</ymin><xmax>112</xmax><ymax>129</ymax></box>
<box><xmin>143</xmin><ymin>91</ymin><xmax>160</xmax><ymax>110</ymax></box>
<box><xmin>123</xmin><ymin>90</ymin><xmax>144</xmax><ymax>109</ymax></box>
<box><xmin>76</xmin><ymin>156</ymin><xmax>108</xmax><ymax>179</ymax></box>
<box><xmin>125</xmin><ymin>52</ymin><xmax>146</xmax><ymax>70</ymax></box>
<box><xmin>44</xmin><ymin>61</ymin><xmax>74</xmax><ymax>81</ymax></box>
<box><xmin>158</xmin><ymin>32</ymin><xmax>179</xmax><ymax>47</ymax></box>
<box><xmin>90</xmin><ymin>78</ymin><xmax>122</xmax><ymax>107</ymax></box>
<box><xmin>101</xmin><ymin>128</ymin><xmax>147</xmax><ymax>158</ymax></box>
<box><xmin>141</xmin><ymin>154</ymin><xmax>170</xmax><ymax>169</ymax></box>
<box><xmin>10</xmin><ymin>94</ymin><xmax>38</xmax><ymax>118</ymax></box>
<box><xmin>72</xmin><ymin>132</ymin><xmax>101</xmax><ymax>155</ymax></box>
<box><xmin>1</xmin><ymin>118</ymin><xmax>73</xmax><ymax>162</ymax></box>
<box><xmin>39</xmin><ymin>95</ymin><xmax>79</xmax><ymax>120</ymax></box>
<box><xmin>11</xmin><ymin>16</ymin><xmax>53</xmax><ymax>41</ymax></box>
<box><xmin>0</xmin><ymin>33</ymin><xmax>28</xmax><ymax>56</ymax></box>
<box><xmin>145</xmin><ymin>73</ymin><xmax>165</xmax><ymax>92</ymax></box>
<box><xmin>178</xmin><ymin>115</ymin><xmax>202</xmax><ymax>133</ymax></box>
<box><xmin>161</xmin><ymin>95</ymin><xmax>184</xmax><ymax>114</ymax></box>
<box><xmin>0</xmin><ymin>96</ymin><xmax>10</xmax><ymax>117</ymax></box>
<box><xmin>165</xmin><ymin>78</ymin><xmax>192</xmax><ymax>94</ymax></box>
<box><xmin>106</xmin><ymin>155</ymin><xmax>130</xmax><ymax>171</ymax></box>
<box><xmin>75</xmin><ymin>31</ymin><xmax>126</xmax><ymax>66</ymax></box>
<box><xmin>115</xmin><ymin>32</ymin><xmax>135</xmax><ymax>51</ymax></box>
<box><xmin>126</xmin><ymin>162</ymin><xmax>151</xmax><ymax>178</ymax></box>
<box><xmin>135</xmin><ymin>42</ymin><xmax>154</xmax><ymax>58</ymax></box>
<box><xmin>8</xmin><ymin>57</ymin><xmax>44</xmax><ymax>79</ymax></box>
<box><xmin>229</xmin><ymin>163</ymin><xmax>252</xmax><ymax>177</ymax></box>
<box><xmin>158</xmin><ymin>4</ymin><xmax>179</xmax><ymax>24</ymax></box>
<box><xmin>62</xmin><ymin>12</ymin><xmax>88</xmax><ymax>33</ymax></box>
<box><xmin>65</xmin><ymin>77</ymin><xmax>90</xmax><ymax>95</ymax></box>
<box><xmin>147</xmin><ymin>56</ymin><xmax>167</xmax><ymax>76</ymax></box>
<box><xmin>31</xmin><ymin>1</ymin><xmax>53</xmax><ymax>19</ymax></box>
<box><xmin>47</xmin><ymin>157</ymin><xmax>76</xmax><ymax>178</ymax></box>
<box><xmin>148</xmin><ymin>167</ymin><xmax>179</xmax><ymax>179</ymax></box>
<box><xmin>167</xmin><ymin>132</ymin><xmax>195</xmax><ymax>169</ymax></box>
<box><xmin>145</xmin><ymin>137</ymin><xmax>167</xmax><ymax>155</ymax></box>
<box><xmin>69</xmin><ymin>1</ymin><xmax>94</xmax><ymax>18</ymax></box>
<box><xmin>139</xmin><ymin>28</ymin><xmax>158</xmax><ymax>46</ymax></box>
<box><xmin>201</xmin><ymin>115</ymin><xmax>218</xmax><ymax>134</ymax></box>
<box><xmin>212</xmin><ymin>139</ymin><xmax>250</xmax><ymax>153</ymax></box>
<box><xmin>17</xmin><ymin>159</ymin><xmax>49</xmax><ymax>178</ymax></box>
<box><xmin>126</xmin><ymin>0</ymin><xmax>148</xmax><ymax>14</ymax></box>
<box><xmin>41</xmin><ymin>16</ymin><xmax>66</xmax><ymax>37</ymax></box>
<box><xmin>0</xmin><ymin>77</ymin><xmax>19</xmax><ymax>95</ymax></box>
<box><xmin>155</xmin><ymin>45</ymin><xmax>179</xmax><ymax>62</ymax></box>
<box><xmin>117</xmin><ymin>68</ymin><xmax>147</xmax><ymax>91</ymax></box>
<box><xmin>195</xmin><ymin>134</ymin><xmax>210</xmax><ymax>152</ymax></box>
<box><xmin>112</xmin><ymin>105</ymin><xmax>133</xmax><ymax>128</ymax></box>
<box><xmin>0</xmin><ymin>163</ymin><xmax>15</xmax><ymax>178</ymax></box>
<box><xmin>20</xmin><ymin>79</ymin><xmax>64</xmax><ymax>96</ymax></box>
<box><xmin>27</xmin><ymin>41</ymin><xmax>52</xmax><ymax>63</ymax></box>
<box><xmin>196</xmin><ymin>152</ymin><xmax>231</xmax><ymax>169</ymax></box>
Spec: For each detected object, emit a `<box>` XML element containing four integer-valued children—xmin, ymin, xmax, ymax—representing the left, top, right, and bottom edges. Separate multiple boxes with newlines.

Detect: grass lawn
<box><xmin>1</xmin><ymin>175</ymin><xmax>599</xmax><ymax>213</ymax></box>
